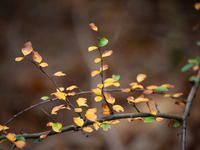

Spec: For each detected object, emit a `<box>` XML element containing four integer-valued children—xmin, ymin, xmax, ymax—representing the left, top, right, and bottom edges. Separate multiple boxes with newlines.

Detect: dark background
<box><xmin>0</xmin><ymin>0</ymin><xmax>200</xmax><ymax>149</ymax></box>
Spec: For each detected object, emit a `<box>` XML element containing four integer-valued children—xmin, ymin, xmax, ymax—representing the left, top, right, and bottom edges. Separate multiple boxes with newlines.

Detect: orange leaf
<box><xmin>73</xmin><ymin>117</ymin><xmax>84</xmax><ymax>127</ymax></box>
<box><xmin>51</xmin><ymin>104</ymin><xmax>66</xmax><ymax>115</ymax></box>
<box><xmin>74</xmin><ymin>108</ymin><xmax>82</xmax><ymax>112</ymax></box>
<box><xmin>89</xmin><ymin>23</ymin><xmax>98</xmax><ymax>31</ymax></box>
<box><xmin>134</xmin><ymin>117</ymin><xmax>144</xmax><ymax>121</ymax></box>
<box><xmin>88</xmin><ymin>46</ymin><xmax>98</xmax><ymax>52</ymax></box>
<box><xmin>195</xmin><ymin>2</ymin><xmax>200</xmax><ymax>10</ymax></box>
<box><xmin>146</xmin><ymin>85</ymin><xmax>158</xmax><ymax>90</ymax></box>
<box><xmin>94</xmin><ymin>96</ymin><xmax>103</xmax><ymax>102</ymax></box>
<box><xmin>67</xmin><ymin>91</ymin><xmax>75</xmax><ymax>96</ymax></box>
<box><xmin>161</xmin><ymin>84</ymin><xmax>174</xmax><ymax>88</ymax></box>
<box><xmin>22</xmin><ymin>41</ymin><xmax>33</xmax><ymax>56</ymax></box>
<box><xmin>156</xmin><ymin>117</ymin><xmax>164</xmax><ymax>122</ymax></box>
<box><xmin>54</xmin><ymin>71</ymin><xmax>66</xmax><ymax>77</ymax></box>
<box><xmin>100</xmin><ymin>64</ymin><xmax>108</xmax><ymax>71</ymax></box>
<box><xmin>83</xmin><ymin>127</ymin><xmax>93</xmax><ymax>132</ymax></box>
<box><xmin>85</xmin><ymin>108</ymin><xmax>97</xmax><ymax>121</ymax></box>
<box><xmin>91</xmin><ymin>88</ymin><xmax>102</xmax><ymax>95</ymax></box>
<box><xmin>46</xmin><ymin>122</ymin><xmax>54</xmax><ymax>126</ymax></box>
<box><xmin>146</xmin><ymin>102</ymin><xmax>156</xmax><ymax>115</ymax></box>
<box><xmin>173</xmin><ymin>93</ymin><xmax>183</xmax><ymax>98</ymax></box>
<box><xmin>39</xmin><ymin>62</ymin><xmax>48</xmax><ymax>67</ymax></box>
<box><xmin>32</xmin><ymin>50</ymin><xmax>42</xmax><ymax>63</ymax></box>
<box><xmin>134</xmin><ymin>94</ymin><xmax>149</xmax><ymax>103</ymax></box>
<box><xmin>39</xmin><ymin>132</ymin><xmax>49</xmax><ymax>139</ymax></box>
<box><xmin>121</xmin><ymin>88</ymin><xmax>131</xmax><ymax>92</ymax></box>
<box><xmin>15</xmin><ymin>57</ymin><xmax>24</xmax><ymax>62</ymax></box>
<box><xmin>101</xmin><ymin>111</ymin><xmax>110</xmax><ymax>115</ymax></box>
<box><xmin>6</xmin><ymin>133</ymin><xmax>16</xmax><ymax>142</ymax></box>
<box><xmin>127</xmin><ymin>96</ymin><xmax>134</xmax><ymax>103</ymax></box>
<box><xmin>130</xmin><ymin>82</ymin><xmax>138</xmax><ymax>86</ymax></box>
<box><xmin>104</xmin><ymin>92</ymin><xmax>115</xmax><ymax>104</ymax></box>
<box><xmin>143</xmin><ymin>89</ymin><xmax>153</xmax><ymax>94</ymax></box>
<box><xmin>113</xmin><ymin>105</ymin><xmax>124</xmax><ymax>113</ymax></box>
<box><xmin>136</xmin><ymin>74</ymin><xmax>146</xmax><ymax>83</ymax></box>
<box><xmin>76</xmin><ymin>98</ymin><xmax>88</xmax><ymax>107</ymax></box>
<box><xmin>102</xmin><ymin>50</ymin><xmax>113</xmax><ymax>57</ymax></box>
<box><xmin>94</xmin><ymin>58</ymin><xmax>101</xmax><ymax>63</ymax></box>
<box><xmin>91</xmin><ymin>70</ymin><xmax>100</xmax><ymax>77</ymax></box>
<box><xmin>14</xmin><ymin>141</ymin><xmax>26</xmax><ymax>148</ymax></box>
<box><xmin>193</xmin><ymin>65</ymin><xmax>199</xmax><ymax>71</ymax></box>
<box><xmin>132</xmin><ymin>85</ymin><xmax>144</xmax><ymax>89</ymax></box>
<box><xmin>101</xmin><ymin>103</ymin><xmax>110</xmax><ymax>112</ymax></box>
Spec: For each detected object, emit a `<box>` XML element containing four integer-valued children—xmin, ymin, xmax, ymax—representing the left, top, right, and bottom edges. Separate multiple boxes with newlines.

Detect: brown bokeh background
<box><xmin>0</xmin><ymin>0</ymin><xmax>200</xmax><ymax>149</ymax></box>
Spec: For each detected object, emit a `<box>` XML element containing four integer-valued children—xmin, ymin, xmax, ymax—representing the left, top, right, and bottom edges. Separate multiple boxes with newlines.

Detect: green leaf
<box><xmin>52</xmin><ymin>122</ymin><xmax>62</xmax><ymax>133</ymax></box>
<box><xmin>188</xmin><ymin>59</ymin><xmax>198</xmax><ymax>64</ymax></box>
<box><xmin>197</xmin><ymin>56</ymin><xmax>200</xmax><ymax>64</ymax></box>
<box><xmin>0</xmin><ymin>148</ymin><xmax>3</xmax><ymax>150</ymax></box>
<box><xmin>16</xmin><ymin>137</ymin><xmax>25</xmax><ymax>141</ymax></box>
<box><xmin>112</xmin><ymin>74</ymin><xmax>120</xmax><ymax>81</ymax></box>
<box><xmin>144</xmin><ymin>116</ymin><xmax>155</xmax><ymax>123</ymax></box>
<box><xmin>173</xmin><ymin>122</ymin><xmax>180</xmax><ymax>127</ymax></box>
<box><xmin>181</xmin><ymin>63</ymin><xmax>194</xmax><ymax>72</ymax></box>
<box><xmin>196</xmin><ymin>41</ymin><xmax>200</xmax><ymax>46</ymax></box>
<box><xmin>154</xmin><ymin>86</ymin><xmax>168</xmax><ymax>92</ymax></box>
<box><xmin>189</xmin><ymin>76</ymin><xmax>198</xmax><ymax>82</ymax></box>
<box><xmin>41</xmin><ymin>96</ymin><xmax>49</xmax><ymax>100</ymax></box>
<box><xmin>99</xmin><ymin>38</ymin><xmax>108</xmax><ymax>47</ymax></box>
<box><xmin>32</xmin><ymin>138</ymin><xmax>40</xmax><ymax>143</ymax></box>
<box><xmin>101</xmin><ymin>124</ymin><xmax>111</xmax><ymax>131</ymax></box>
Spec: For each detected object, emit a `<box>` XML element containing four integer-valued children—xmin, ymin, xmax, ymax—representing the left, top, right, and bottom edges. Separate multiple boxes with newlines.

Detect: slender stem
<box><xmin>181</xmin><ymin>120</ymin><xmax>186</xmax><ymax>150</ymax></box>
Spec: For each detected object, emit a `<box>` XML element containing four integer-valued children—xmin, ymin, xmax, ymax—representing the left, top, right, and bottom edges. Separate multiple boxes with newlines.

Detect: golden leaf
<box><xmin>127</xmin><ymin>96</ymin><xmax>134</xmax><ymax>103</ymax></box>
<box><xmin>143</xmin><ymin>89</ymin><xmax>153</xmax><ymax>94</ymax></box>
<box><xmin>100</xmin><ymin>64</ymin><xmax>108</xmax><ymax>71</ymax></box>
<box><xmin>39</xmin><ymin>62</ymin><xmax>48</xmax><ymax>67</ymax></box>
<box><xmin>97</xmin><ymin>83</ymin><xmax>103</xmax><ymax>88</ymax></box>
<box><xmin>85</xmin><ymin>108</ymin><xmax>97</xmax><ymax>121</ymax></box>
<box><xmin>121</xmin><ymin>88</ymin><xmax>131</xmax><ymax>92</ymax></box>
<box><xmin>6</xmin><ymin>133</ymin><xmax>16</xmax><ymax>142</ymax></box>
<box><xmin>113</xmin><ymin>82</ymin><xmax>120</xmax><ymax>87</ymax></box>
<box><xmin>32</xmin><ymin>50</ymin><xmax>42</xmax><ymax>63</ymax></box>
<box><xmin>91</xmin><ymin>70</ymin><xmax>100</xmax><ymax>77</ymax></box>
<box><xmin>111</xmin><ymin>120</ymin><xmax>120</xmax><ymax>124</ymax></box>
<box><xmin>101</xmin><ymin>103</ymin><xmax>110</xmax><ymax>112</ymax></box>
<box><xmin>102</xmin><ymin>50</ymin><xmax>113</xmax><ymax>57</ymax></box>
<box><xmin>104</xmin><ymin>92</ymin><xmax>115</xmax><ymax>104</ymax></box>
<box><xmin>130</xmin><ymin>82</ymin><xmax>138</xmax><ymax>86</ymax></box>
<box><xmin>89</xmin><ymin>23</ymin><xmax>98</xmax><ymax>31</ymax></box>
<box><xmin>91</xmin><ymin>88</ymin><xmax>102</xmax><ymax>95</ymax></box>
<box><xmin>83</xmin><ymin>127</ymin><xmax>93</xmax><ymax>132</ymax></box>
<box><xmin>66</xmin><ymin>85</ymin><xmax>78</xmax><ymax>91</ymax></box>
<box><xmin>73</xmin><ymin>117</ymin><xmax>84</xmax><ymax>127</ymax></box>
<box><xmin>67</xmin><ymin>91</ymin><xmax>75</xmax><ymax>96</ymax></box>
<box><xmin>134</xmin><ymin>117</ymin><xmax>144</xmax><ymax>121</ymax></box>
<box><xmin>173</xmin><ymin>93</ymin><xmax>183</xmax><ymax>98</ymax></box>
<box><xmin>146</xmin><ymin>85</ymin><xmax>158</xmax><ymax>90</ymax></box>
<box><xmin>161</xmin><ymin>84</ymin><xmax>174</xmax><ymax>88</ymax></box>
<box><xmin>14</xmin><ymin>141</ymin><xmax>26</xmax><ymax>148</ymax></box>
<box><xmin>132</xmin><ymin>85</ymin><xmax>144</xmax><ymax>89</ymax></box>
<box><xmin>22</xmin><ymin>41</ymin><xmax>33</xmax><ymax>56</ymax></box>
<box><xmin>0</xmin><ymin>125</ymin><xmax>9</xmax><ymax>131</ymax></box>
<box><xmin>156</xmin><ymin>117</ymin><xmax>164</xmax><ymax>122</ymax></box>
<box><xmin>39</xmin><ymin>132</ymin><xmax>49</xmax><ymax>139</ymax></box>
<box><xmin>113</xmin><ymin>105</ymin><xmax>124</xmax><ymax>113</ymax></box>
<box><xmin>88</xmin><ymin>46</ymin><xmax>98</xmax><ymax>52</ymax></box>
<box><xmin>15</xmin><ymin>57</ymin><xmax>24</xmax><ymax>62</ymax></box>
<box><xmin>93</xmin><ymin>122</ymin><xmax>101</xmax><ymax>130</ymax></box>
<box><xmin>51</xmin><ymin>104</ymin><xmax>66</xmax><ymax>115</ymax></box>
<box><xmin>164</xmin><ymin>94</ymin><xmax>171</xmax><ymax>97</ymax></box>
<box><xmin>94</xmin><ymin>58</ymin><xmax>101</xmax><ymax>63</ymax></box>
<box><xmin>46</xmin><ymin>122</ymin><xmax>54</xmax><ymax>126</ymax></box>
<box><xmin>104</xmin><ymin>78</ymin><xmax>116</xmax><ymax>83</ymax></box>
<box><xmin>76</xmin><ymin>98</ymin><xmax>88</xmax><ymax>107</ymax></box>
<box><xmin>94</xmin><ymin>96</ymin><xmax>103</xmax><ymax>102</ymax></box>
<box><xmin>136</xmin><ymin>74</ymin><xmax>146</xmax><ymax>83</ymax></box>
<box><xmin>53</xmin><ymin>71</ymin><xmax>66</xmax><ymax>77</ymax></box>
<box><xmin>193</xmin><ymin>65</ymin><xmax>199</xmax><ymax>71</ymax></box>
<box><xmin>74</xmin><ymin>108</ymin><xmax>82</xmax><ymax>112</ymax></box>
<box><xmin>51</xmin><ymin>91</ymin><xmax>66</xmax><ymax>100</ymax></box>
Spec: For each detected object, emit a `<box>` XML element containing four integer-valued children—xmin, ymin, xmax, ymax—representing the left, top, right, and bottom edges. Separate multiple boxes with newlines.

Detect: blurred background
<box><xmin>0</xmin><ymin>0</ymin><xmax>200</xmax><ymax>149</ymax></box>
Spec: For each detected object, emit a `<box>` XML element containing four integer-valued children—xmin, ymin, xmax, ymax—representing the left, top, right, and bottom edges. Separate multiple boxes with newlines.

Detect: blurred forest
<box><xmin>0</xmin><ymin>0</ymin><xmax>200</xmax><ymax>150</ymax></box>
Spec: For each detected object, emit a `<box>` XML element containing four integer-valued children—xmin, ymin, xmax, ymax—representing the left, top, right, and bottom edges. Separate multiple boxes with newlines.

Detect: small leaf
<box><xmin>91</xmin><ymin>88</ymin><xmax>102</xmax><ymax>95</ymax></box>
<box><xmin>41</xmin><ymin>96</ymin><xmax>49</xmax><ymax>100</ymax></box>
<box><xmin>74</xmin><ymin>108</ymin><xmax>82</xmax><ymax>112</ymax></box>
<box><xmin>173</xmin><ymin>93</ymin><xmax>183</xmax><ymax>98</ymax></box>
<box><xmin>39</xmin><ymin>132</ymin><xmax>49</xmax><ymax>139</ymax></box>
<box><xmin>100</xmin><ymin>64</ymin><xmax>108</xmax><ymax>71</ymax></box>
<box><xmin>6</xmin><ymin>133</ymin><xmax>16</xmax><ymax>142</ymax></box>
<box><xmin>144</xmin><ymin>116</ymin><xmax>155</xmax><ymax>123</ymax></box>
<box><xmin>89</xmin><ymin>23</ymin><xmax>98</xmax><ymax>31</ymax></box>
<box><xmin>112</xmin><ymin>74</ymin><xmax>120</xmax><ymax>81</ymax></box>
<box><xmin>52</xmin><ymin>122</ymin><xmax>62</xmax><ymax>133</ymax></box>
<box><xmin>101</xmin><ymin>124</ymin><xmax>111</xmax><ymax>131</ymax></box>
<box><xmin>136</xmin><ymin>74</ymin><xmax>146</xmax><ymax>83</ymax></box>
<box><xmin>94</xmin><ymin>96</ymin><xmax>103</xmax><ymax>102</ymax></box>
<box><xmin>39</xmin><ymin>62</ymin><xmax>48</xmax><ymax>67</ymax></box>
<box><xmin>99</xmin><ymin>38</ymin><xmax>108</xmax><ymax>47</ymax></box>
<box><xmin>16</xmin><ymin>137</ymin><xmax>25</xmax><ymax>141</ymax></box>
<box><xmin>104</xmin><ymin>92</ymin><xmax>115</xmax><ymax>104</ymax></box>
<box><xmin>156</xmin><ymin>117</ymin><xmax>164</xmax><ymax>122</ymax></box>
<box><xmin>181</xmin><ymin>63</ymin><xmax>194</xmax><ymax>72</ymax></box>
<box><xmin>188</xmin><ymin>59</ymin><xmax>198</xmax><ymax>63</ymax></box>
<box><xmin>14</xmin><ymin>141</ymin><xmax>26</xmax><ymax>148</ymax></box>
<box><xmin>53</xmin><ymin>71</ymin><xmax>66</xmax><ymax>77</ymax></box>
<box><xmin>101</xmin><ymin>103</ymin><xmax>110</xmax><ymax>112</ymax></box>
<box><xmin>121</xmin><ymin>88</ymin><xmax>130</xmax><ymax>92</ymax></box>
<box><xmin>161</xmin><ymin>84</ymin><xmax>174</xmax><ymax>88</ymax></box>
<box><xmin>76</xmin><ymin>98</ymin><xmax>88</xmax><ymax>107</ymax></box>
<box><xmin>143</xmin><ymin>89</ymin><xmax>153</xmax><ymax>94</ymax></box>
<box><xmin>94</xmin><ymin>58</ymin><xmax>101</xmax><ymax>63</ymax></box>
<box><xmin>88</xmin><ymin>46</ymin><xmax>98</xmax><ymax>52</ymax></box>
<box><xmin>32</xmin><ymin>138</ymin><xmax>40</xmax><ymax>143</ymax></box>
<box><xmin>0</xmin><ymin>125</ymin><xmax>9</xmax><ymax>131</ymax></box>
<box><xmin>51</xmin><ymin>104</ymin><xmax>66</xmax><ymax>115</ymax></box>
<box><xmin>113</xmin><ymin>105</ymin><xmax>124</xmax><ymax>113</ymax></box>
<box><xmin>15</xmin><ymin>57</ymin><xmax>24</xmax><ymax>61</ymax></box>
<box><xmin>175</xmin><ymin>101</ymin><xmax>185</xmax><ymax>106</ymax></box>
<box><xmin>91</xmin><ymin>70</ymin><xmax>100</xmax><ymax>77</ymax></box>
<box><xmin>85</xmin><ymin>108</ymin><xmax>97</xmax><ymax>121</ymax></box>
<box><xmin>32</xmin><ymin>50</ymin><xmax>42</xmax><ymax>63</ymax></box>
<box><xmin>194</xmin><ymin>3</ymin><xmax>200</xmax><ymax>10</ymax></box>
<box><xmin>73</xmin><ymin>117</ymin><xmax>84</xmax><ymax>127</ymax></box>
<box><xmin>83</xmin><ymin>127</ymin><xmax>93</xmax><ymax>132</ymax></box>
<box><xmin>196</xmin><ymin>41</ymin><xmax>200</xmax><ymax>46</ymax></box>
<box><xmin>102</xmin><ymin>50</ymin><xmax>113</xmax><ymax>57</ymax></box>
<box><xmin>154</xmin><ymin>86</ymin><xmax>168</xmax><ymax>91</ymax></box>
<box><xmin>51</xmin><ymin>91</ymin><xmax>66</xmax><ymax>100</ymax></box>
<box><xmin>189</xmin><ymin>76</ymin><xmax>198</xmax><ymax>82</ymax></box>
<box><xmin>193</xmin><ymin>65</ymin><xmax>199</xmax><ymax>71</ymax></box>
<box><xmin>22</xmin><ymin>41</ymin><xmax>33</xmax><ymax>56</ymax></box>
<box><xmin>132</xmin><ymin>85</ymin><xmax>144</xmax><ymax>89</ymax></box>
<box><xmin>66</xmin><ymin>85</ymin><xmax>78</xmax><ymax>91</ymax></box>
<box><xmin>173</xmin><ymin>122</ymin><xmax>180</xmax><ymax>127</ymax></box>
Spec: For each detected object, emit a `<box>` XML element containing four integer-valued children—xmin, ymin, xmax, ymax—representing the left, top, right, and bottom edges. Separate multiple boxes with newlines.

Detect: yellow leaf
<box><xmin>132</xmin><ymin>85</ymin><xmax>144</xmax><ymax>89</ymax></box>
<box><xmin>91</xmin><ymin>88</ymin><xmax>102</xmax><ymax>95</ymax></box>
<box><xmin>195</xmin><ymin>2</ymin><xmax>200</xmax><ymax>10</ymax></box>
<box><xmin>46</xmin><ymin>122</ymin><xmax>54</xmax><ymax>126</ymax></box>
<box><xmin>175</xmin><ymin>101</ymin><xmax>185</xmax><ymax>106</ymax></box>
<box><xmin>111</xmin><ymin>120</ymin><xmax>120</xmax><ymax>124</ymax></box>
<box><xmin>97</xmin><ymin>83</ymin><xmax>103</xmax><ymax>88</ymax></box>
<box><xmin>54</xmin><ymin>71</ymin><xmax>66</xmax><ymax>77</ymax></box>
<box><xmin>39</xmin><ymin>62</ymin><xmax>48</xmax><ymax>67</ymax></box>
<box><xmin>136</xmin><ymin>74</ymin><xmax>147</xmax><ymax>83</ymax></box>
<box><xmin>15</xmin><ymin>57</ymin><xmax>24</xmax><ymax>61</ymax></box>
<box><xmin>104</xmin><ymin>82</ymin><xmax>113</xmax><ymax>87</ymax></box>
<box><xmin>113</xmin><ymin>82</ymin><xmax>120</xmax><ymax>87</ymax></box>
<box><xmin>67</xmin><ymin>91</ymin><xmax>75</xmax><ymax>96</ymax></box>
<box><xmin>66</xmin><ymin>85</ymin><xmax>78</xmax><ymax>91</ymax></box>
<box><xmin>121</xmin><ymin>88</ymin><xmax>131</xmax><ymax>92</ymax></box>
<box><xmin>130</xmin><ymin>82</ymin><xmax>138</xmax><ymax>86</ymax></box>
<box><xmin>101</xmin><ymin>111</ymin><xmax>110</xmax><ymax>115</ymax></box>
<box><xmin>85</xmin><ymin>108</ymin><xmax>97</xmax><ymax>121</ymax></box>
<box><xmin>51</xmin><ymin>91</ymin><xmax>66</xmax><ymax>100</ymax></box>
<box><xmin>22</xmin><ymin>41</ymin><xmax>33</xmax><ymax>56</ymax></box>
<box><xmin>89</xmin><ymin>23</ymin><xmax>98</xmax><ymax>31</ymax></box>
<box><xmin>91</xmin><ymin>70</ymin><xmax>100</xmax><ymax>77</ymax></box>
<box><xmin>156</xmin><ymin>117</ymin><xmax>164</xmax><ymax>122</ymax></box>
<box><xmin>161</xmin><ymin>84</ymin><xmax>174</xmax><ymax>88</ymax></box>
<box><xmin>14</xmin><ymin>141</ymin><xmax>26</xmax><ymax>148</ymax></box>
<box><xmin>32</xmin><ymin>50</ymin><xmax>42</xmax><ymax>63</ymax></box>
<box><xmin>102</xmin><ymin>50</ymin><xmax>113</xmax><ymax>57</ymax></box>
<box><xmin>0</xmin><ymin>125</ymin><xmax>9</xmax><ymax>131</ymax></box>
<box><xmin>39</xmin><ymin>132</ymin><xmax>49</xmax><ymax>139</ymax></box>
<box><xmin>93</xmin><ymin>122</ymin><xmax>101</xmax><ymax>130</ymax></box>
<box><xmin>133</xmin><ymin>117</ymin><xmax>144</xmax><ymax>121</ymax></box>
<box><xmin>51</xmin><ymin>104</ymin><xmax>66</xmax><ymax>115</ymax></box>
<box><xmin>76</xmin><ymin>98</ymin><xmax>88</xmax><ymax>107</ymax></box>
<box><xmin>88</xmin><ymin>46</ymin><xmax>98</xmax><ymax>52</ymax></box>
<box><xmin>104</xmin><ymin>78</ymin><xmax>116</xmax><ymax>83</ymax></box>
<box><xmin>94</xmin><ymin>58</ymin><xmax>101</xmax><ymax>63</ymax></box>
<box><xmin>134</xmin><ymin>97</ymin><xmax>149</xmax><ymax>103</ymax></box>
<box><xmin>127</xmin><ymin>96</ymin><xmax>134</xmax><ymax>103</ymax></box>
<box><xmin>73</xmin><ymin>117</ymin><xmax>84</xmax><ymax>127</ymax></box>
<box><xmin>6</xmin><ymin>133</ymin><xmax>16</xmax><ymax>142</ymax></box>
<box><xmin>100</xmin><ymin>64</ymin><xmax>108</xmax><ymax>71</ymax></box>
<box><xmin>113</xmin><ymin>105</ymin><xmax>124</xmax><ymax>113</ymax></box>
<box><xmin>173</xmin><ymin>93</ymin><xmax>183</xmax><ymax>98</ymax></box>
<box><xmin>58</xmin><ymin>87</ymin><xmax>65</xmax><ymax>91</ymax></box>
<box><xmin>146</xmin><ymin>85</ymin><xmax>158</xmax><ymax>90</ymax></box>
<box><xmin>143</xmin><ymin>89</ymin><xmax>153</xmax><ymax>94</ymax></box>
<box><xmin>104</xmin><ymin>92</ymin><xmax>115</xmax><ymax>104</ymax></box>
<box><xmin>52</xmin><ymin>122</ymin><xmax>62</xmax><ymax>133</ymax></box>
<box><xmin>164</xmin><ymin>94</ymin><xmax>171</xmax><ymax>97</ymax></box>
<box><xmin>74</xmin><ymin>108</ymin><xmax>82</xmax><ymax>112</ymax></box>
<box><xmin>83</xmin><ymin>127</ymin><xmax>93</xmax><ymax>132</ymax></box>
<box><xmin>193</xmin><ymin>65</ymin><xmax>199</xmax><ymax>71</ymax></box>
<box><xmin>94</xmin><ymin>96</ymin><xmax>103</xmax><ymax>102</ymax></box>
